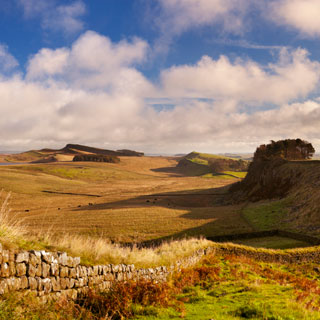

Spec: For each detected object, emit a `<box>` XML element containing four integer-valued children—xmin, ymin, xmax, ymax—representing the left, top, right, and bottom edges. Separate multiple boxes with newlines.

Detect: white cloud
<box><xmin>27</xmin><ymin>31</ymin><xmax>152</xmax><ymax>95</ymax></box>
<box><xmin>0</xmin><ymin>44</ymin><xmax>19</xmax><ymax>72</ymax></box>
<box><xmin>18</xmin><ymin>0</ymin><xmax>86</xmax><ymax>34</ymax></box>
<box><xmin>270</xmin><ymin>0</ymin><xmax>320</xmax><ymax>37</ymax></box>
<box><xmin>160</xmin><ymin>48</ymin><xmax>320</xmax><ymax>104</ymax></box>
<box><xmin>157</xmin><ymin>0</ymin><xmax>251</xmax><ymax>35</ymax></box>
<box><xmin>1</xmin><ymin>31</ymin><xmax>320</xmax><ymax>153</ymax></box>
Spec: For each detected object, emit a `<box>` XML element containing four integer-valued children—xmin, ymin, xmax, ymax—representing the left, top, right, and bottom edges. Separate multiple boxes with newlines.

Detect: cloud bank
<box><xmin>1</xmin><ymin>29</ymin><xmax>320</xmax><ymax>153</ymax></box>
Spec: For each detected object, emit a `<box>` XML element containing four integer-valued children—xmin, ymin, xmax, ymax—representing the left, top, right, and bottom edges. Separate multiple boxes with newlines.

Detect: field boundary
<box><xmin>207</xmin><ymin>229</ymin><xmax>320</xmax><ymax>245</ymax></box>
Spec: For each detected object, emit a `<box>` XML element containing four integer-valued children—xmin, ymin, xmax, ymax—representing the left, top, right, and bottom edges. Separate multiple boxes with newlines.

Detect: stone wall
<box><xmin>1</xmin><ymin>241</ymin><xmax>320</xmax><ymax>301</ymax></box>
<box><xmin>0</xmin><ymin>244</ymin><xmax>208</xmax><ymax>301</ymax></box>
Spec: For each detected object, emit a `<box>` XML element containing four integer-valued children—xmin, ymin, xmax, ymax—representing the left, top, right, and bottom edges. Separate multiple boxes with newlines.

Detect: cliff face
<box><xmin>230</xmin><ymin>159</ymin><xmax>320</xmax><ymax>234</ymax></box>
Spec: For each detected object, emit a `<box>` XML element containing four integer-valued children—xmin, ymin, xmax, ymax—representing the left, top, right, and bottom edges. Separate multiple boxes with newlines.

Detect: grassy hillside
<box><xmin>177</xmin><ymin>152</ymin><xmax>248</xmax><ymax>179</ymax></box>
<box><xmin>230</xmin><ymin>159</ymin><xmax>320</xmax><ymax>236</ymax></box>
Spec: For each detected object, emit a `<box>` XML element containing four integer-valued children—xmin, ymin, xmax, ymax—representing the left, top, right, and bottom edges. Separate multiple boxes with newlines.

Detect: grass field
<box><xmin>0</xmin><ymin>156</ymin><xmax>252</xmax><ymax>244</ymax></box>
<box><xmin>0</xmin><ymin>155</ymin><xmax>311</xmax><ymax>252</ymax></box>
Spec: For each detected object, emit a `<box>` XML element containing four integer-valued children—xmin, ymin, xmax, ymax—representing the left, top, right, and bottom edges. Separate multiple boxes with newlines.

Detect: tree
<box><xmin>253</xmin><ymin>139</ymin><xmax>315</xmax><ymax>161</ymax></box>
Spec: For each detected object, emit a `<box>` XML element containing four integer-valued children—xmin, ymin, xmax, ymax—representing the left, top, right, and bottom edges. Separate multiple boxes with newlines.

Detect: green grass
<box><xmin>202</xmin><ymin>171</ymin><xmax>247</xmax><ymax>179</ymax></box>
<box><xmin>223</xmin><ymin>171</ymin><xmax>247</xmax><ymax>178</ymax></box>
<box><xmin>131</xmin><ymin>253</ymin><xmax>320</xmax><ymax>319</ymax></box>
<box><xmin>242</xmin><ymin>200</ymin><xmax>289</xmax><ymax>231</ymax></box>
<box><xmin>234</xmin><ymin>236</ymin><xmax>310</xmax><ymax>249</ymax></box>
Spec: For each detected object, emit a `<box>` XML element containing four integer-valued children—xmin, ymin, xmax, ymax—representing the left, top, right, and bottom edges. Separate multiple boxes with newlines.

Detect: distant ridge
<box><xmin>2</xmin><ymin>144</ymin><xmax>144</xmax><ymax>163</ymax></box>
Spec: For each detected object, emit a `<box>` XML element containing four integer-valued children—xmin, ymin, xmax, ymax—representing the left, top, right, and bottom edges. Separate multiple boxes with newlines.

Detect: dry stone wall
<box><xmin>2</xmin><ymin>241</ymin><xmax>320</xmax><ymax>301</ymax></box>
<box><xmin>0</xmin><ymin>244</ymin><xmax>209</xmax><ymax>301</ymax></box>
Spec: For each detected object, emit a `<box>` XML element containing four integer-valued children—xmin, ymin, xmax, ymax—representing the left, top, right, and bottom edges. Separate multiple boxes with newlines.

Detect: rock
<box><xmin>16</xmin><ymin>263</ymin><xmax>27</xmax><ymax>276</ymax></box>
<box><xmin>16</xmin><ymin>251</ymin><xmax>29</xmax><ymax>263</ymax></box>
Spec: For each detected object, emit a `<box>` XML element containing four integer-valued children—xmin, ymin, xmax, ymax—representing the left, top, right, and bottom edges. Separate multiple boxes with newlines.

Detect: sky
<box><xmin>1</xmin><ymin>0</ymin><xmax>320</xmax><ymax>154</ymax></box>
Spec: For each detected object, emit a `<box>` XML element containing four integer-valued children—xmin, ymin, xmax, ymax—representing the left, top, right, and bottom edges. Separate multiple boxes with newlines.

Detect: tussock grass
<box><xmin>0</xmin><ymin>191</ymin><xmax>27</xmax><ymax>248</ymax></box>
<box><xmin>38</xmin><ymin>234</ymin><xmax>212</xmax><ymax>268</ymax></box>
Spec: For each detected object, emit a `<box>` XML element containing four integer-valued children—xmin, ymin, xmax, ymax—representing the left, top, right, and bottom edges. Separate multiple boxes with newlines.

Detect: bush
<box><xmin>73</xmin><ymin>154</ymin><xmax>120</xmax><ymax>163</ymax></box>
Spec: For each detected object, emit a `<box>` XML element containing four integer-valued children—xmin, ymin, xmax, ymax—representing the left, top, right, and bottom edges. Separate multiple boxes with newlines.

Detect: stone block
<box><xmin>69</xmin><ymin>278</ymin><xmax>75</xmax><ymax>289</ymax></box>
<box><xmin>42</xmin><ymin>278</ymin><xmax>52</xmax><ymax>294</ymax></box>
<box><xmin>0</xmin><ymin>279</ymin><xmax>8</xmax><ymax>294</ymax></box>
<box><xmin>60</xmin><ymin>266</ymin><xmax>69</xmax><ymax>278</ymax></box>
<box><xmin>42</xmin><ymin>262</ymin><xmax>50</xmax><ymax>278</ymax></box>
<box><xmin>73</xmin><ymin>257</ymin><xmax>80</xmax><ymax>267</ymax></box>
<box><xmin>29</xmin><ymin>252</ymin><xmax>41</xmax><ymax>266</ymax></box>
<box><xmin>7</xmin><ymin>277</ymin><xmax>21</xmax><ymax>291</ymax></box>
<box><xmin>51</xmin><ymin>263</ymin><xmax>59</xmax><ymax>276</ymax></box>
<box><xmin>28</xmin><ymin>277</ymin><xmax>37</xmax><ymax>290</ymax></box>
<box><xmin>1</xmin><ymin>263</ymin><xmax>10</xmax><ymax>277</ymax></box>
<box><xmin>51</xmin><ymin>277</ymin><xmax>61</xmax><ymax>292</ymax></box>
<box><xmin>60</xmin><ymin>277</ymin><xmax>68</xmax><ymax>290</ymax></box>
<box><xmin>16</xmin><ymin>251</ymin><xmax>29</xmax><ymax>263</ymax></box>
<box><xmin>41</xmin><ymin>251</ymin><xmax>54</xmax><ymax>264</ymax></box>
<box><xmin>8</xmin><ymin>262</ymin><xmax>16</xmax><ymax>276</ymax></box>
<box><xmin>58</xmin><ymin>252</ymin><xmax>68</xmax><ymax>266</ymax></box>
<box><xmin>93</xmin><ymin>266</ymin><xmax>99</xmax><ymax>276</ymax></box>
<box><xmin>20</xmin><ymin>276</ymin><xmax>29</xmax><ymax>289</ymax></box>
<box><xmin>16</xmin><ymin>263</ymin><xmax>27</xmax><ymax>276</ymax></box>
<box><xmin>66</xmin><ymin>256</ymin><xmax>74</xmax><ymax>268</ymax></box>
<box><xmin>69</xmin><ymin>268</ymin><xmax>77</xmax><ymax>278</ymax></box>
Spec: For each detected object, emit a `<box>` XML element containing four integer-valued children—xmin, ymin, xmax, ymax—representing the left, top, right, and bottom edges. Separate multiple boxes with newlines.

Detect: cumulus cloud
<box><xmin>18</xmin><ymin>0</ymin><xmax>86</xmax><ymax>34</ymax></box>
<box><xmin>160</xmin><ymin>48</ymin><xmax>320</xmax><ymax>104</ymax></box>
<box><xmin>1</xmin><ymin>31</ymin><xmax>320</xmax><ymax>153</ymax></box>
<box><xmin>269</xmin><ymin>0</ymin><xmax>320</xmax><ymax>37</ymax></box>
<box><xmin>0</xmin><ymin>44</ymin><xmax>19</xmax><ymax>72</ymax></box>
<box><xmin>26</xmin><ymin>31</ymin><xmax>153</xmax><ymax>95</ymax></box>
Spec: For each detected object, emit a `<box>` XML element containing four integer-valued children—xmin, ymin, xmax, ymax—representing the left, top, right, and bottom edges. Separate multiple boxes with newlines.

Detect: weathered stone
<box><xmin>28</xmin><ymin>277</ymin><xmax>37</xmax><ymax>290</ymax></box>
<box><xmin>0</xmin><ymin>279</ymin><xmax>8</xmax><ymax>294</ymax></box>
<box><xmin>0</xmin><ymin>243</ymin><xmax>2</xmax><ymax>253</ymax></box>
<box><xmin>87</xmin><ymin>267</ymin><xmax>93</xmax><ymax>277</ymax></box>
<box><xmin>60</xmin><ymin>266</ymin><xmax>69</xmax><ymax>278</ymax></box>
<box><xmin>69</xmin><ymin>268</ymin><xmax>77</xmax><ymax>278</ymax></box>
<box><xmin>42</xmin><ymin>278</ymin><xmax>52</xmax><ymax>294</ymax></box>
<box><xmin>112</xmin><ymin>264</ymin><xmax>120</xmax><ymax>273</ymax></box>
<box><xmin>51</xmin><ymin>263</ymin><xmax>59</xmax><ymax>276</ymax></box>
<box><xmin>60</xmin><ymin>277</ymin><xmax>68</xmax><ymax>290</ymax></box>
<box><xmin>29</xmin><ymin>252</ymin><xmax>41</xmax><ymax>266</ymax></box>
<box><xmin>42</xmin><ymin>262</ymin><xmax>50</xmax><ymax>278</ymax></box>
<box><xmin>51</xmin><ymin>277</ymin><xmax>61</xmax><ymax>291</ymax></box>
<box><xmin>92</xmin><ymin>266</ymin><xmax>99</xmax><ymax>276</ymax></box>
<box><xmin>58</xmin><ymin>252</ymin><xmax>68</xmax><ymax>266</ymax></box>
<box><xmin>7</xmin><ymin>277</ymin><xmax>21</xmax><ymax>291</ymax></box>
<box><xmin>69</xmin><ymin>278</ymin><xmax>75</xmax><ymax>289</ymax></box>
<box><xmin>16</xmin><ymin>263</ymin><xmax>27</xmax><ymax>276</ymax></box>
<box><xmin>2</xmin><ymin>250</ymin><xmax>9</xmax><ymax>263</ymax></box>
<box><xmin>27</xmin><ymin>264</ymin><xmax>36</xmax><ymax>277</ymax></box>
<box><xmin>66</xmin><ymin>256</ymin><xmax>74</xmax><ymax>268</ymax></box>
<box><xmin>1</xmin><ymin>263</ymin><xmax>10</xmax><ymax>277</ymax></box>
<box><xmin>35</xmin><ymin>263</ymin><xmax>42</xmax><ymax>277</ymax></box>
<box><xmin>41</xmin><ymin>251</ymin><xmax>54</xmax><ymax>264</ymax></box>
<box><xmin>73</xmin><ymin>257</ymin><xmax>80</xmax><ymax>267</ymax></box>
<box><xmin>16</xmin><ymin>251</ymin><xmax>29</xmax><ymax>263</ymax></box>
<box><xmin>8</xmin><ymin>261</ymin><xmax>16</xmax><ymax>276</ymax></box>
<box><xmin>20</xmin><ymin>276</ymin><xmax>29</xmax><ymax>289</ymax></box>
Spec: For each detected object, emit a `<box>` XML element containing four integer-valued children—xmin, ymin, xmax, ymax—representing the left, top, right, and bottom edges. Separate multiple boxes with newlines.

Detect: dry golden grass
<box><xmin>0</xmin><ymin>157</ymin><xmax>247</xmax><ymax>243</ymax></box>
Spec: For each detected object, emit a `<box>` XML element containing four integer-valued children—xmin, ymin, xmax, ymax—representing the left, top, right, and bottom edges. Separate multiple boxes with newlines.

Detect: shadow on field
<box><xmin>72</xmin><ymin>185</ymin><xmax>252</xmax><ymax>244</ymax></box>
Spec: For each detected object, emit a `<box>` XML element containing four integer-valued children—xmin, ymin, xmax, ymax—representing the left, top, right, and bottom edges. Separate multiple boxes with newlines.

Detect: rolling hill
<box><xmin>177</xmin><ymin>151</ymin><xmax>249</xmax><ymax>178</ymax></box>
<box><xmin>1</xmin><ymin>144</ymin><xmax>144</xmax><ymax>163</ymax></box>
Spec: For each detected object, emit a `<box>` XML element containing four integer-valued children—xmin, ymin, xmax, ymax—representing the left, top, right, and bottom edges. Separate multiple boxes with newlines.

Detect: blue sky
<box><xmin>1</xmin><ymin>0</ymin><xmax>320</xmax><ymax>153</ymax></box>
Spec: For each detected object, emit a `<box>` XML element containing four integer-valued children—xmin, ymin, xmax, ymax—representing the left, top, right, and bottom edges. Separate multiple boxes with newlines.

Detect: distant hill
<box><xmin>177</xmin><ymin>152</ymin><xmax>249</xmax><ymax>178</ymax></box>
<box><xmin>2</xmin><ymin>144</ymin><xmax>144</xmax><ymax>163</ymax></box>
